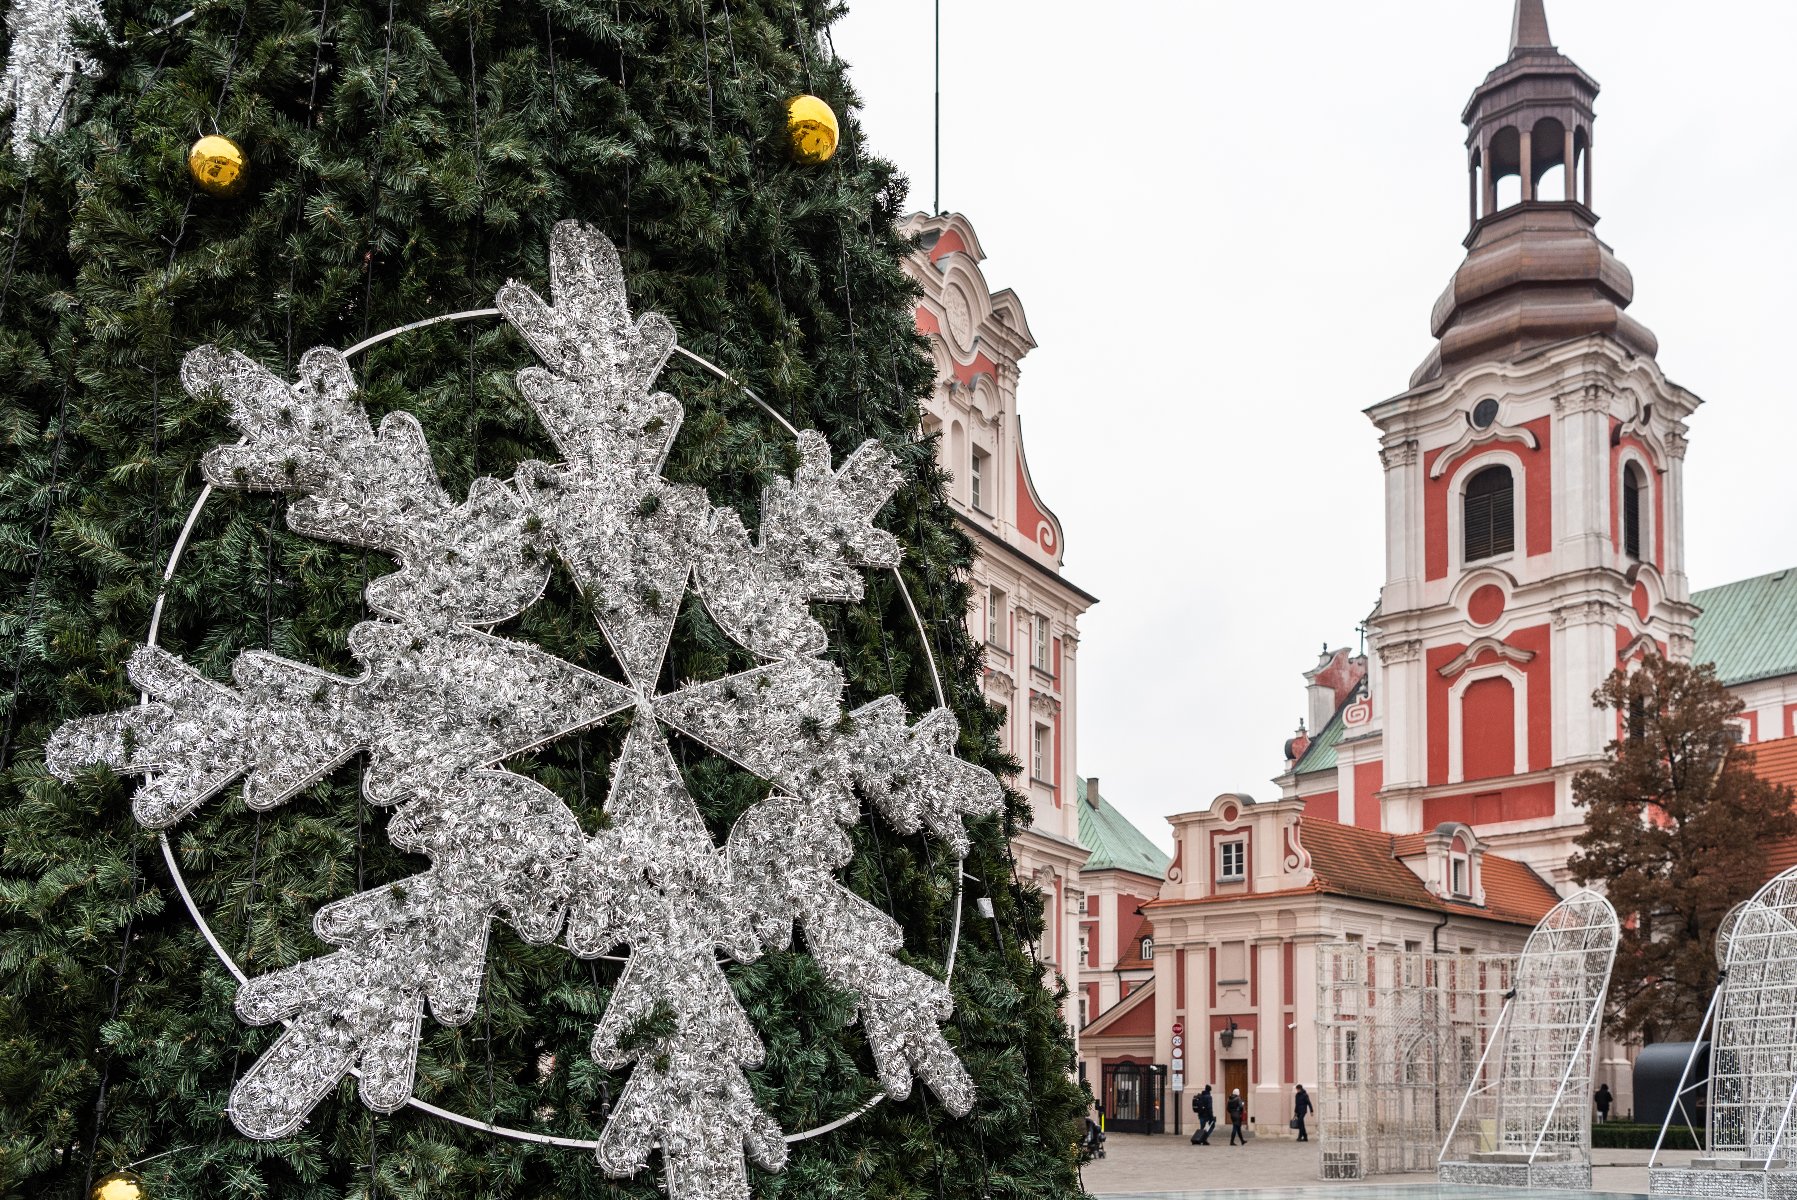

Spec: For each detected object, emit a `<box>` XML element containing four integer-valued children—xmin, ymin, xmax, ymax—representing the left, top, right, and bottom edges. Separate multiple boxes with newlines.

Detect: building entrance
<box><xmin>1103</xmin><ymin>1061</ymin><xmax>1167</xmax><ymax>1134</ymax></box>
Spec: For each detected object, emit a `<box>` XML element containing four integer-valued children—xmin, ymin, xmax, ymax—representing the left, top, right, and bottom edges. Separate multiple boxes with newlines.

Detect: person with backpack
<box><xmin>1189</xmin><ymin>1084</ymin><xmax>1216</xmax><ymax>1145</ymax></box>
<box><xmin>1227</xmin><ymin>1088</ymin><xmax>1247</xmax><ymax>1145</ymax></box>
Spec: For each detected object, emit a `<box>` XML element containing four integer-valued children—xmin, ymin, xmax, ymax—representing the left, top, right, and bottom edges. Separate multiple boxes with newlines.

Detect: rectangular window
<box><xmin>1450</xmin><ymin>854</ymin><xmax>1469</xmax><ymax>897</ymax></box>
<box><xmin>1079</xmin><ymin>933</ymin><xmax>1089</xmax><ymax>967</ymax></box>
<box><xmin>1344</xmin><ymin>1030</ymin><xmax>1360</xmax><ymax>1084</ymax></box>
<box><xmin>1033</xmin><ymin>614</ymin><xmax>1051</xmax><ymax>671</ymax></box>
<box><xmin>1404</xmin><ymin>939</ymin><xmax>1422</xmax><ymax>986</ymax></box>
<box><xmin>1219</xmin><ymin>840</ymin><xmax>1246</xmax><ymax>882</ymax></box>
<box><xmin>1032</xmin><ymin>724</ymin><xmax>1050</xmax><ymax>782</ymax></box>
<box><xmin>1077</xmin><ymin>994</ymin><xmax>1089</xmax><ymax>1028</ymax></box>
<box><xmin>985</xmin><ymin>586</ymin><xmax>1005</xmax><ymax>647</ymax></box>
<box><xmin>970</xmin><ymin>448</ymin><xmax>989</xmax><ymax>512</ymax></box>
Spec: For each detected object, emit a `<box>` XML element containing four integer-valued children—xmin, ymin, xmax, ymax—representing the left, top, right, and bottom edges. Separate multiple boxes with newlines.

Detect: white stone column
<box><xmin>1664</xmin><ymin>429</ymin><xmax>1691</xmax><ymax>602</ymax></box>
<box><xmin>1255</xmin><ymin>939</ymin><xmax>1286</xmax><ymax>1129</ymax></box>
<box><xmin>1381</xmin><ymin>438</ymin><xmax>1422</xmax><ymax>613</ymax></box>
<box><xmin>1292</xmin><ymin>937</ymin><xmax>1320</xmax><ymax>1094</ymax></box>
<box><xmin>1556</xmin><ymin>382</ymin><xmax>1610</xmax><ymax>573</ymax></box>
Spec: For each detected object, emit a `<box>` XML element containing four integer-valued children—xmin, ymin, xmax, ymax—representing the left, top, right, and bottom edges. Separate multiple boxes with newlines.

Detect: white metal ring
<box><xmin>143</xmin><ymin>310</ymin><xmax>965</xmax><ymax>1149</ymax></box>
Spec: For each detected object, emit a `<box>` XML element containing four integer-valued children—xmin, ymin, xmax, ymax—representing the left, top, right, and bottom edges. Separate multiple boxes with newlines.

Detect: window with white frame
<box><xmin>1139</xmin><ymin>937</ymin><xmax>1154</xmax><ymax>961</ymax></box>
<box><xmin>1219</xmin><ymin>840</ymin><xmax>1246</xmax><ymax>882</ymax></box>
<box><xmin>1077</xmin><ymin>994</ymin><xmax>1090</xmax><ymax>1028</ymax></box>
<box><xmin>1078</xmin><ymin>932</ymin><xmax>1089</xmax><ymax>967</ymax></box>
<box><xmin>1623</xmin><ymin>462</ymin><xmax>1645</xmax><ymax>560</ymax></box>
<box><xmin>970</xmin><ymin>447</ymin><xmax>990</xmax><ymax>512</ymax></box>
<box><xmin>1033</xmin><ymin>614</ymin><xmax>1051</xmax><ymax>671</ymax></box>
<box><xmin>1032</xmin><ymin>723</ymin><xmax>1050</xmax><ymax>782</ymax></box>
<box><xmin>985</xmin><ymin>585</ymin><xmax>1005</xmax><ymax>647</ymax></box>
<box><xmin>1449</xmin><ymin>841</ymin><xmax>1470</xmax><ymax>897</ymax></box>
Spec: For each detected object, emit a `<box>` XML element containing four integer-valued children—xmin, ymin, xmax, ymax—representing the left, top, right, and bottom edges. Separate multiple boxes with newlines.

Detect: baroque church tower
<box><xmin>1359</xmin><ymin>0</ymin><xmax>1701</xmax><ymax>874</ymax></box>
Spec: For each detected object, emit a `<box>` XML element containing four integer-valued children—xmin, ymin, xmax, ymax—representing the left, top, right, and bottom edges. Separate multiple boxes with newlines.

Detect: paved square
<box><xmin>1080</xmin><ymin>1133</ymin><xmax>1691</xmax><ymax>1198</ymax></box>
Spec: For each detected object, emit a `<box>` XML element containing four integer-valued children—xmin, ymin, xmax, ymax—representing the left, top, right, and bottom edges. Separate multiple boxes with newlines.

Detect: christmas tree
<box><xmin>0</xmin><ymin>1</ymin><xmax>1086</xmax><ymax>1197</ymax></box>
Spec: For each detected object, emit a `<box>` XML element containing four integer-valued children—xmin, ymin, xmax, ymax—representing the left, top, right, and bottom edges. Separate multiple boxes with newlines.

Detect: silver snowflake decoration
<box><xmin>2</xmin><ymin>0</ymin><xmax>103</xmax><ymax>159</ymax></box>
<box><xmin>47</xmin><ymin>222</ymin><xmax>1001</xmax><ymax>1200</ymax></box>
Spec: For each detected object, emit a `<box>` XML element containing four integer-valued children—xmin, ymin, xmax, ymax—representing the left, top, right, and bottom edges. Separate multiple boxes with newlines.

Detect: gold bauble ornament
<box><xmin>784</xmin><ymin>94</ymin><xmax>838</xmax><ymax>164</ymax></box>
<box><xmin>188</xmin><ymin>134</ymin><xmax>247</xmax><ymax>197</ymax></box>
<box><xmin>92</xmin><ymin>1171</ymin><xmax>144</xmax><ymax>1200</ymax></box>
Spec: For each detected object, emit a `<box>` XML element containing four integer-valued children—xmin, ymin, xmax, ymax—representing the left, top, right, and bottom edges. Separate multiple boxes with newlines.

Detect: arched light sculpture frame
<box><xmin>1650</xmin><ymin>868</ymin><xmax>1797</xmax><ymax>1197</ymax></box>
<box><xmin>1439</xmin><ymin>889</ymin><xmax>1619</xmax><ymax>1190</ymax></box>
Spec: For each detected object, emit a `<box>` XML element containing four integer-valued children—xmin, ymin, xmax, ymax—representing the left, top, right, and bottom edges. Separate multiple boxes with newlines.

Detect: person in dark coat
<box><xmin>1594</xmin><ymin>1083</ymin><xmax>1613</xmax><ymax>1123</ymax></box>
<box><xmin>1293</xmin><ymin>1084</ymin><xmax>1313</xmax><ymax>1141</ymax></box>
<box><xmin>1189</xmin><ymin>1084</ymin><xmax>1216</xmax><ymax>1145</ymax></box>
<box><xmin>1227</xmin><ymin>1088</ymin><xmax>1247</xmax><ymax>1145</ymax></box>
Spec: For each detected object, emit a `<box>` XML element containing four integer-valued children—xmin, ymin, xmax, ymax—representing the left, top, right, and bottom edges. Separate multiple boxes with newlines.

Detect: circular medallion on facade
<box><xmin>943</xmin><ymin>286</ymin><xmax>973</xmax><ymax>351</ymax></box>
<box><xmin>1471</xmin><ymin>397</ymin><xmax>1500</xmax><ymax>429</ymax></box>
<box><xmin>1468</xmin><ymin>583</ymin><xmax>1506</xmax><ymax>626</ymax></box>
<box><xmin>1631</xmin><ymin>582</ymin><xmax>1651</xmax><ymax>622</ymax></box>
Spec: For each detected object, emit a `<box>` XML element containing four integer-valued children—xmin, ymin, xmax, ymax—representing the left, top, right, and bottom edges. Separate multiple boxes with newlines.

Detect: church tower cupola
<box><xmin>1413</xmin><ymin>0</ymin><xmax>1657</xmax><ymax>386</ymax></box>
<box><xmin>1362</xmin><ymin>0</ymin><xmax>1703</xmax><ymax>872</ymax></box>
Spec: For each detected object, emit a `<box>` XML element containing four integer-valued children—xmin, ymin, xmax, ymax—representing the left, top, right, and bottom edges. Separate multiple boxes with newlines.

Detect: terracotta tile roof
<box><xmin>1745</xmin><ymin>736</ymin><xmax>1797</xmax><ymax>792</ymax></box>
<box><xmin>1476</xmin><ymin>854</ymin><xmax>1565</xmax><ymax>925</ymax></box>
<box><xmin>1114</xmin><ymin>909</ymin><xmax>1154</xmax><ymax>969</ymax></box>
<box><xmin>1148</xmin><ymin>819</ymin><xmax>1559</xmax><ymax>927</ymax></box>
<box><xmin>1741</xmin><ymin>736</ymin><xmax>1797</xmax><ymax>880</ymax></box>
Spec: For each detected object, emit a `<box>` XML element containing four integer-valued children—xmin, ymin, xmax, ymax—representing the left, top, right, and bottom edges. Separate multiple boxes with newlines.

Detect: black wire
<box><xmin>78</xmin><ymin>840</ymin><xmax>141</xmax><ymax>1197</ymax></box>
<box><xmin>360</xmin><ymin>0</ymin><xmax>400</xmax><ymax>337</ymax></box>
<box><xmin>696</xmin><ymin>0</ymin><xmax>714</xmax><ymax>132</ymax></box>
<box><xmin>0</xmin><ymin>371</ymin><xmax>70</xmax><ymax>770</ymax></box>
<box><xmin>0</xmin><ymin>175</ymin><xmax>33</xmax><ymax>325</ymax></box>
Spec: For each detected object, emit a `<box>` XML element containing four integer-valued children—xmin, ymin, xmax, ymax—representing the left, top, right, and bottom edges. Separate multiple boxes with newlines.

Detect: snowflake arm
<box><xmin>695</xmin><ymin>432</ymin><xmax>903</xmax><ymax>659</ymax></box>
<box><xmin>46</xmin><ymin>644</ymin><xmax>361</xmax><ymax>828</ymax></box>
<box><xmin>47</xmin><ymin>626</ymin><xmax>631</xmax><ymax>822</ymax></box>
<box><xmin>656</xmin><ymin>666</ymin><xmax>1003</xmax><ymax>854</ymax></box>
<box><xmin>230</xmin><ymin>771</ymin><xmax>587</xmax><ymax>1138</ymax></box>
<box><xmin>187</xmin><ymin>345</ymin><xmax>551</xmax><ymax>626</ymax></box>
<box><xmin>566</xmin><ymin>717</ymin><xmax>780</xmax><ymax>1200</ymax></box>
<box><xmin>728</xmin><ymin>796</ymin><xmax>974</xmax><ymax>1115</ymax></box>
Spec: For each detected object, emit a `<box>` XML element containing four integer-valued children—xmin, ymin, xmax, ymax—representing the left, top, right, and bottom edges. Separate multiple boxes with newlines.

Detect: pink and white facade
<box><xmin>902</xmin><ymin>213</ymin><xmax>1097</xmax><ymax>1042</ymax></box>
<box><xmin>1083</xmin><ymin>0</ymin><xmax>1789</xmax><ymax>1133</ymax></box>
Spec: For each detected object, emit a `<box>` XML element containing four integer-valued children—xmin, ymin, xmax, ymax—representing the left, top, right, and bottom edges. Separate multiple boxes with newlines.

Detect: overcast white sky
<box><xmin>833</xmin><ymin>1</ymin><xmax>1797</xmax><ymax>851</ymax></box>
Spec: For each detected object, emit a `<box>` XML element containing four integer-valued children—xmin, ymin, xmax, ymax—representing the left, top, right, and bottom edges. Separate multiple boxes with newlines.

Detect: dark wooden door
<box><xmin>1223</xmin><ymin>1059</ymin><xmax>1249</xmax><ymax>1125</ymax></box>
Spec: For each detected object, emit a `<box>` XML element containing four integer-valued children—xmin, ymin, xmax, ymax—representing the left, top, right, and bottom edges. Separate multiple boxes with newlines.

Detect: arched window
<box><xmin>1623</xmin><ymin>462</ymin><xmax>1644</xmax><ymax>560</ymax></box>
<box><xmin>1463</xmin><ymin>465</ymin><xmax>1515</xmax><ymax>562</ymax></box>
<box><xmin>1139</xmin><ymin>937</ymin><xmax>1154</xmax><ymax>962</ymax></box>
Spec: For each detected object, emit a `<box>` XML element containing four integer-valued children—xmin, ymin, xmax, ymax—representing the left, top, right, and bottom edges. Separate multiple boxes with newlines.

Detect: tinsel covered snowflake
<box><xmin>48</xmin><ymin>222</ymin><xmax>1001</xmax><ymax>1200</ymax></box>
<box><xmin>3</xmin><ymin>0</ymin><xmax>103</xmax><ymax>158</ymax></box>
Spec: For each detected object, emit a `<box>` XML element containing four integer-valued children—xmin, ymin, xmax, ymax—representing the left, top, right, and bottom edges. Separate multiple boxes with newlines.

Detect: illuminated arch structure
<box><xmin>1438</xmin><ymin>890</ymin><xmax>1619</xmax><ymax>1190</ymax></box>
<box><xmin>1650</xmin><ymin>867</ymin><xmax>1797</xmax><ymax>1199</ymax></box>
<box><xmin>1316</xmin><ymin>943</ymin><xmax>1513</xmax><ymax>1180</ymax></box>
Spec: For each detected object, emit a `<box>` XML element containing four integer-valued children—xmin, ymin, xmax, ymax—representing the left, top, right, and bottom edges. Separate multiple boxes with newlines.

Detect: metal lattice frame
<box><xmin>1316</xmin><ymin>943</ymin><xmax>1514</xmax><ymax>1180</ymax></box>
<box><xmin>1650</xmin><ymin>868</ymin><xmax>1797</xmax><ymax>1189</ymax></box>
<box><xmin>1439</xmin><ymin>890</ymin><xmax>1619</xmax><ymax>1190</ymax></box>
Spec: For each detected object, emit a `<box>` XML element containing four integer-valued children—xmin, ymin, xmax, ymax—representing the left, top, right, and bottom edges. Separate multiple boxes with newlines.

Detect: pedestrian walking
<box><xmin>1227</xmin><ymin>1088</ymin><xmax>1247</xmax><ymax>1146</ymax></box>
<box><xmin>1293</xmin><ymin>1084</ymin><xmax>1312</xmax><ymax>1142</ymax></box>
<box><xmin>1594</xmin><ymin>1083</ymin><xmax>1613</xmax><ymax>1123</ymax></box>
<box><xmin>1190</xmin><ymin>1084</ymin><xmax>1216</xmax><ymax>1145</ymax></box>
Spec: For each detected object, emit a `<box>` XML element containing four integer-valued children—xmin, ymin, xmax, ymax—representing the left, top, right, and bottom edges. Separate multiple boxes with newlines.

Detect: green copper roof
<box><xmin>1693</xmin><ymin>567</ymin><xmax>1797</xmax><ymax>687</ymax></box>
<box><xmin>1294</xmin><ymin>709</ymin><xmax>1345</xmax><ymax>775</ymax></box>
<box><xmin>1075</xmin><ymin>778</ymin><xmax>1170</xmax><ymax>879</ymax></box>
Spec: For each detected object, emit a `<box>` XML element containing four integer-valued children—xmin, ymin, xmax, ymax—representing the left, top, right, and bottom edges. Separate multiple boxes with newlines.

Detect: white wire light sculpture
<box><xmin>1316</xmin><ymin>943</ymin><xmax>1514</xmax><ymax>1180</ymax></box>
<box><xmin>1649</xmin><ymin>867</ymin><xmax>1797</xmax><ymax>1198</ymax></box>
<box><xmin>1438</xmin><ymin>889</ymin><xmax>1619</xmax><ymax>1190</ymax></box>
